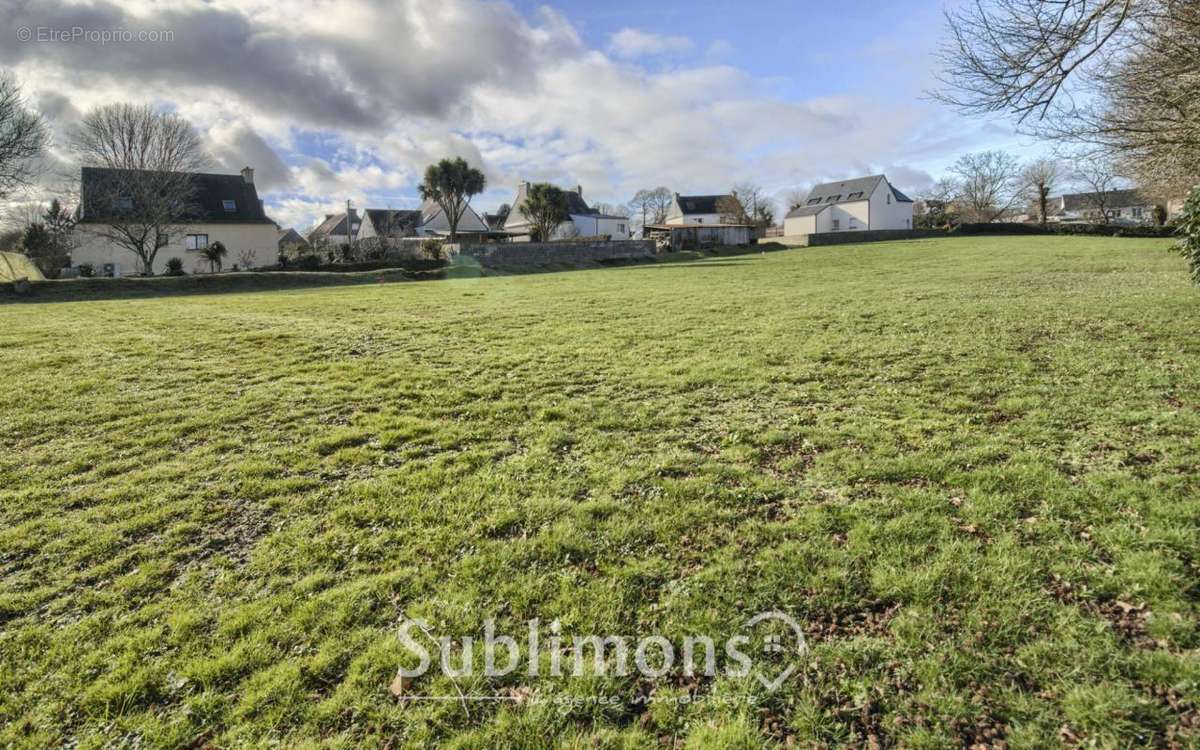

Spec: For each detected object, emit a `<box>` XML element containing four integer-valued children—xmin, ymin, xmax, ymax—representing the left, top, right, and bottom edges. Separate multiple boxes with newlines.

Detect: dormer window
<box><xmin>847</xmin><ymin>192</ymin><xmax>863</xmax><ymax>200</ymax></box>
<box><xmin>222</xmin><ymin>199</ymin><xmax>237</xmax><ymax>212</ymax></box>
<box><xmin>807</xmin><ymin>198</ymin><xmax>822</xmax><ymax>206</ymax></box>
<box><xmin>826</xmin><ymin>194</ymin><xmax>841</xmax><ymax>203</ymax></box>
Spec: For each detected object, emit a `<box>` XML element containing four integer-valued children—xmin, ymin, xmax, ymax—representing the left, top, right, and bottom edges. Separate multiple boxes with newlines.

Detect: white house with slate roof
<box><xmin>415</xmin><ymin>199</ymin><xmax>490</xmax><ymax>238</ymax></box>
<box><xmin>783</xmin><ymin>175</ymin><xmax>913</xmax><ymax>236</ymax></box>
<box><xmin>503</xmin><ymin>181</ymin><xmax>630</xmax><ymax>240</ymax></box>
<box><xmin>664</xmin><ymin>193</ymin><xmax>730</xmax><ymax>225</ymax></box>
<box><xmin>311</xmin><ymin>201</ymin><xmax>490</xmax><ymax>247</ymax></box>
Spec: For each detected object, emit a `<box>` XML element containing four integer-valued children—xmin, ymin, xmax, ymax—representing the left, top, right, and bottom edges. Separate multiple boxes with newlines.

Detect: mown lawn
<box><xmin>1</xmin><ymin>236</ymin><xmax>1197</xmax><ymax>749</ymax></box>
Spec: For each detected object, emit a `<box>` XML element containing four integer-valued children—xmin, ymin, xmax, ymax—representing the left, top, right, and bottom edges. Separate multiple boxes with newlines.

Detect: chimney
<box><xmin>240</xmin><ymin>166</ymin><xmax>254</xmax><ymax>184</ymax></box>
<box><xmin>575</xmin><ymin>185</ymin><xmax>583</xmax><ymax>198</ymax></box>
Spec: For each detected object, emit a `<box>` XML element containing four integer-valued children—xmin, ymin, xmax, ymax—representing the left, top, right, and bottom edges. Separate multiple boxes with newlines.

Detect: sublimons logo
<box><xmin>393</xmin><ymin>610</ymin><xmax>809</xmax><ymax>700</ymax></box>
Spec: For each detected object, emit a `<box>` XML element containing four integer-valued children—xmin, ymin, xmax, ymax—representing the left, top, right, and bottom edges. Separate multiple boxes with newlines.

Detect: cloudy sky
<box><xmin>2</xmin><ymin>0</ymin><xmax>1034</xmax><ymax>230</ymax></box>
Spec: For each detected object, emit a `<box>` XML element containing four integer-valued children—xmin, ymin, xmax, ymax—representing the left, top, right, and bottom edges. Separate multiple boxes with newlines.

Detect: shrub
<box><xmin>420</xmin><ymin>238</ymin><xmax>444</xmax><ymax>261</ymax></box>
<box><xmin>296</xmin><ymin>254</ymin><xmax>321</xmax><ymax>271</ymax></box>
<box><xmin>1176</xmin><ymin>187</ymin><xmax>1200</xmax><ymax>284</ymax></box>
<box><xmin>165</xmin><ymin>257</ymin><xmax>185</xmax><ymax>276</ymax></box>
<box><xmin>77</xmin><ymin>263</ymin><xmax>95</xmax><ymax>278</ymax></box>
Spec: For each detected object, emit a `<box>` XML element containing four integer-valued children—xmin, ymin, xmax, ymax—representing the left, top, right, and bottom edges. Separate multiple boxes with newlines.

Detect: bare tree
<box><xmin>628</xmin><ymin>187</ymin><xmax>673</xmax><ymax>234</ymax></box>
<box><xmin>718</xmin><ymin>183</ymin><xmax>776</xmax><ymax>229</ymax></box>
<box><xmin>934</xmin><ymin>0</ymin><xmax>1200</xmax><ymax>199</ymax></box>
<box><xmin>2</xmin><ymin>200</ymin><xmax>48</xmax><ymax>232</ymax></box>
<box><xmin>591</xmin><ymin>201</ymin><xmax>627</xmax><ymax>218</ymax></box>
<box><xmin>1071</xmin><ymin>156</ymin><xmax>1126</xmax><ymax>224</ymax></box>
<box><xmin>70</xmin><ymin>103</ymin><xmax>209</xmax><ymax>275</ymax></box>
<box><xmin>1021</xmin><ymin>159</ymin><xmax>1063</xmax><ymax>226</ymax></box>
<box><xmin>784</xmin><ymin>189</ymin><xmax>808</xmax><ymax>212</ymax></box>
<box><xmin>949</xmin><ymin>150</ymin><xmax>1022</xmax><ymax>223</ymax></box>
<box><xmin>915</xmin><ymin>177</ymin><xmax>962</xmax><ymax>229</ymax></box>
<box><xmin>0</xmin><ymin>72</ymin><xmax>48</xmax><ymax>203</ymax></box>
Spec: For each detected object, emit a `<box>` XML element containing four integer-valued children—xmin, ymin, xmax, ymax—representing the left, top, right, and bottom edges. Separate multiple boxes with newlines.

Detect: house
<box><xmin>277</xmin><ymin>227</ymin><xmax>309</xmax><ymax>254</ymax></box>
<box><xmin>308</xmin><ymin>208</ymin><xmax>360</xmax><ymax>248</ymax></box>
<box><xmin>73</xmin><ymin>166</ymin><xmax>279</xmax><ymax>275</ymax></box>
<box><xmin>644</xmin><ymin>223</ymin><xmax>754</xmax><ymax>252</ymax></box>
<box><xmin>503</xmin><ymin>182</ymin><xmax>631</xmax><ymax>241</ymax></box>
<box><xmin>482</xmin><ymin>210</ymin><xmax>510</xmax><ymax>231</ymax></box>
<box><xmin>783</xmin><ymin>174</ymin><xmax>913</xmax><ymax>236</ymax></box>
<box><xmin>664</xmin><ymin>194</ymin><xmax>731</xmax><ymax>225</ymax></box>
<box><xmin>1046</xmin><ymin>189</ymin><xmax>1163</xmax><ymax>225</ymax></box>
<box><xmin>358</xmin><ymin>209</ymin><xmax>421</xmax><ymax>244</ymax></box>
<box><xmin>415</xmin><ymin>199</ymin><xmax>490</xmax><ymax>238</ymax></box>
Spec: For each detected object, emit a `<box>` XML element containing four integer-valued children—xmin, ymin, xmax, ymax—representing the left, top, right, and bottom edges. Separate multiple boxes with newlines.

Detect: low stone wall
<box><xmin>803</xmin><ymin>229</ymin><xmax>948</xmax><ymax>247</ymax></box>
<box><xmin>447</xmin><ymin>240</ymin><xmax>655</xmax><ymax>267</ymax></box>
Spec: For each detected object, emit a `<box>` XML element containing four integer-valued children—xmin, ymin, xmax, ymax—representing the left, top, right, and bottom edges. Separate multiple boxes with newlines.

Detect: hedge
<box><xmin>954</xmin><ymin>222</ymin><xmax>1177</xmax><ymax>239</ymax></box>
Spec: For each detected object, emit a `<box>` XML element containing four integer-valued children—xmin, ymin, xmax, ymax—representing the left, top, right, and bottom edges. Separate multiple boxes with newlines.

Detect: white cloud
<box><xmin>3</xmin><ymin>0</ymin><xmax>993</xmax><ymax>231</ymax></box>
<box><xmin>608</xmin><ymin>28</ymin><xmax>694</xmax><ymax>59</ymax></box>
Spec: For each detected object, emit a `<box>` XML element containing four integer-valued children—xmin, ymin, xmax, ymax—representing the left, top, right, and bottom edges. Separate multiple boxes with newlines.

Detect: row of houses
<box><xmin>306</xmin><ymin>182</ymin><xmax>633</xmax><ymax>249</ymax></box>
<box><xmin>65</xmin><ymin>162</ymin><xmax>1176</xmax><ymax>276</ymax></box>
<box><xmin>65</xmin><ymin>168</ymin><xmax>923</xmax><ymax>275</ymax></box>
<box><xmin>1033</xmin><ymin>189</ymin><xmax>1179</xmax><ymax>224</ymax></box>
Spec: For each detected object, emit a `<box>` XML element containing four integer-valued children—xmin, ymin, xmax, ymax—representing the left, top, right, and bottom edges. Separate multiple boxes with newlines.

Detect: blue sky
<box><xmin>5</xmin><ymin>0</ymin><xmax>1039</xmax><ymax>230</ymax></box>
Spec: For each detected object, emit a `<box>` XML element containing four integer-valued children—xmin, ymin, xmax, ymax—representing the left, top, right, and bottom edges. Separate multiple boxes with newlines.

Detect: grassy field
<box><xmin>1</xmin><ymin>236</ymin><xmax>1197</xmax><ymax>749</ymax></box>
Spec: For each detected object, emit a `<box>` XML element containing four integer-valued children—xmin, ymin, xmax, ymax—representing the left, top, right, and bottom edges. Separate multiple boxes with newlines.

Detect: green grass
<box><xmin>1</xmin><ymin>236</ymin><xmax>1197</xmax><ymax>749</ymax></box>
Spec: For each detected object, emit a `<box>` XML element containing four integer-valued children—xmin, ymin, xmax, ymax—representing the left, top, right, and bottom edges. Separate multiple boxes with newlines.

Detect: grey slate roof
<box><xmin>784</xmin><ymin>205</ymin><xmax>829</xmax><ymax>218</ymax></box>
<box><xmin>1057</xmin><ymin>189</ymin><xmax>1148</xmax><ymax>212</ymax></box>
<box><xmin>310</xmin><ymin>209</ymin><xmax>360</xmax><ymax>239</ymax></box>
<box><xmin>364</xmin><ymin>208</ymin><xmax>420</xmax><ymax>237</ymax></box>
<box><xmin>674</xmin><ymin>194</ymin><xmax>728</xmax><ymax>215</ymax></box>
<box><xmin>278</xmin><ymin>228</ymin><xmax>307</xmax><ymax>248</ymax></box>
<box><xmin>79</xmin><ymin>167</ymin><xmax>274</xmax><ymax>224</ymax></box>
<box><xmin>786</xmin><ymin>174</ymin><xmax>912</xmax><ymax>218</ymax></box>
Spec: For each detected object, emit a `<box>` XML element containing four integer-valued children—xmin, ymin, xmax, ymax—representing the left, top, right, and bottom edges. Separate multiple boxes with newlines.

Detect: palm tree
<box><xmin>201</xmin><ymin>241</ymin><xmax>227</xmax><ymax>273</ymax></box>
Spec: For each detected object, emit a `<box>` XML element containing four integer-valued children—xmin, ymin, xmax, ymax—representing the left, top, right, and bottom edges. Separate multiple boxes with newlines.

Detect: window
<box><xmin>887</xmin><ymin>193</ymin><xmax>892</xmax><ymax>204</ymax></box>
<box><xmin>847</xmin><ymin>192</ymin><xmax>863</xmax><ymax>200</ymax></box>
<box><xmin>185</xmin><ymin>234</ymin><xmax>209</xmax><ymax>251</ymax></box>
<box><xmin>117</xmin><ymin>196</ymin><xmax>133</xmax><ymax>210</ymax></box>
<box><xmin>807</xmin><ymin>198</ymin><xmax>822</xmax><ymax>206</ymax></box>
<box><xmin>1133</xmin><ymin>207</ymin><xmax>1144</xmax><ymax>218</ymax></box>
<box><xmin>618</xmin><ymin>224</ymin><xmax>626</xmax><ymax>233</ymax></box>
<box><xmin>222</xmin><ymin>199</ymin><xmax>237</xmax><ymax>212</ymax></box>
<box><xmin>832</xmin><ymin>219</ymin><xmax>840</xmax><ymax>230</ymax></box>
<box><xmin>826</xmin><ymin>194</ymin><xmax>841</xmax><ymax>203</ymax></box>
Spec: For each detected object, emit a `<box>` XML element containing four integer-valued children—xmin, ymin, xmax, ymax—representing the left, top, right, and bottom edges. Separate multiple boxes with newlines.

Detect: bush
<box><xmin>296</xmin><ymin>254</ymin><xmax>322</xmax><ymax>271</ymax></box>
<box><xmin>1176</xmin><ymin>187</ymin><xmax>1200</xmax><ymax>284</ymax></box>
<box><xmin>77</xmin><ymin>263</ymin><xmax>95</xmax><ymax>278</ymax></box>
<box><xmin>166</xmin><ymin>258</ymin><xmax>185</xmax><ymax>276</ymax></box>
<box><xmin>420</xmin><ymin>239</ymin><xmax>444</xmax><ymax>261</ymax></box>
